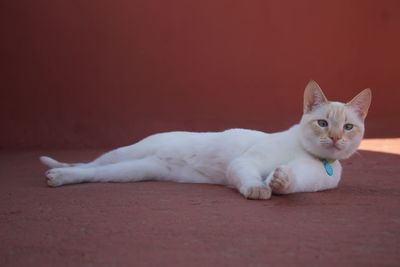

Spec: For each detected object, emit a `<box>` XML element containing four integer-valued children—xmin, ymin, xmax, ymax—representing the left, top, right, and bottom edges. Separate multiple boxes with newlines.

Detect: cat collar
<box><xmin>321</xmin><ymin>159</ymin><xmax>335</xmax><ymax>176</ymax></box>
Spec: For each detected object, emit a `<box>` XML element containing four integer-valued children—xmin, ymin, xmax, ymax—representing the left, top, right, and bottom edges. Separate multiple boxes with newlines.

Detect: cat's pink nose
<box><xmin>329</xmin><ymin>136</ymin><xmax>340</xmax><ymax>143</ymax></box>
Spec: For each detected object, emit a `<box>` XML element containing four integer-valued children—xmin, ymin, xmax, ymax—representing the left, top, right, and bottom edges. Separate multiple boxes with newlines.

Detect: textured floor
<box><xmin>0</xmin><ymin>140</ymin><xmax>399</xmax><ymax>266</ymax></box>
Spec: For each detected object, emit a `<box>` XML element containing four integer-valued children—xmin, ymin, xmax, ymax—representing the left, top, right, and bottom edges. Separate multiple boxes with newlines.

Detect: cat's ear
<box><xmin>347</xmin><ymin>88</ymin><xmax>372</xmax><ymax>120</ymax></box>
<box><xmin>303</xmin><ymin>80</ymin><xmax>328</xmax><ymax>113</ymax></box>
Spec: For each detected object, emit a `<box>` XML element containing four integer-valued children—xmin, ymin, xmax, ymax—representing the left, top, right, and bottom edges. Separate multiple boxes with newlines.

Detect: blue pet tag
<box><xmin>322</xmin><ymin>159</ymin><xmax>334</xmax><ymax>176</ymax></box>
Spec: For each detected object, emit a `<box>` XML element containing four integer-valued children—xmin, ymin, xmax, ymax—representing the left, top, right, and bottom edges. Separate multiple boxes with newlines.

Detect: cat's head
<box><xmin>299</xmin><ymin>80</ymin><xmax>372</xmax><ymax>160</ymax></box>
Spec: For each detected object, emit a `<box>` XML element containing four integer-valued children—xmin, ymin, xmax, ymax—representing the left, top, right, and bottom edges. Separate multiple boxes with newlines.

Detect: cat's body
<box><xmin>41</xmin><ymin>81</ymin><xmax>371</xmax><ymax>199</ymax></box>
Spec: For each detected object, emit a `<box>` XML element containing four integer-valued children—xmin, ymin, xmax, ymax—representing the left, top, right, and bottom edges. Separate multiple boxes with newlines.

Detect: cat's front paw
<box><xmin>269</xmin><ymin>166</ymin><xmax>292</xmax><ymax>194</ymax></box>
<box><xmin>46</xmin><ymin>169</ymin><xmax>65</xmax><ymax>187</ymax></box>
<box><xmin>244</xmin><ymin>186</ymin><xmax>271</xmax><ymax>200</ymax></box>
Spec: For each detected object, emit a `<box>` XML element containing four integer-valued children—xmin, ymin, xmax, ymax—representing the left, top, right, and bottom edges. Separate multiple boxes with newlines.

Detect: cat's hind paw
<box><xmin>46</xmin><ymin>169</ymin><xmax>65</xmax><ymax>187</ymax></box>
<box><xmin>269</xmin><ymin>166</ymin><xmax>292</xmax><ymax>194</ymax></box>
<box><xmin>244</xmin><ymin>186</ymin><xmax>271</xmax><ymax>200</ymax></box>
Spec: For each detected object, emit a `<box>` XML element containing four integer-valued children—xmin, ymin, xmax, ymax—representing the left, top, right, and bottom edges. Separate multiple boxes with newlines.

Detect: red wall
<box><xmin>1</xmin><ymin>0</ymin><xmax>399</xmax><ymax>148</ymax></box>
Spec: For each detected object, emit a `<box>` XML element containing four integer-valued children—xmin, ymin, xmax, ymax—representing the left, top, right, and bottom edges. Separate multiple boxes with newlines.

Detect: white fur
<box><xmin>40</xmin><ymin>81</ymin><xmax>371</xmax><ymax>200</ymax></box>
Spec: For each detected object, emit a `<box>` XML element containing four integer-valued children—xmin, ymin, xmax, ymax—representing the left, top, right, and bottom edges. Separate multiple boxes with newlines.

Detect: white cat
<box><xmin>40</xmin><ymin>81</ymin><xmax>371</xmax><ymax>200</ymax></box>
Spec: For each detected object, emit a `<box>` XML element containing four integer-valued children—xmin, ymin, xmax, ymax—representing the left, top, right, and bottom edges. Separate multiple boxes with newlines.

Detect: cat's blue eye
<box><xmin>344</xmin><ymin>123</ymin><xmax>354</xmax><ymax>131</ymax></box>
<box><xmin>317</xmin><ymin>120</ymin><xmax>328</xmax><ymax>127</ymax></box>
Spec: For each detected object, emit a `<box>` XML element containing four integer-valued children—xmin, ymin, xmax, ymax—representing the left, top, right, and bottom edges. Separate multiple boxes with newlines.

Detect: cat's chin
<box><xmin>324</xmin><ymin>140</ymin><xmax>362</xmax><ymax>160</ymax></box>
<box><xmin>316</xmin><ymin>147</ymin><xmax>356</xmax><ymax>161</ymax></box>
<box><xmin>302</xmin><ymin>143</ymin><xmax>353</xmax><ymax>161</ymax></box>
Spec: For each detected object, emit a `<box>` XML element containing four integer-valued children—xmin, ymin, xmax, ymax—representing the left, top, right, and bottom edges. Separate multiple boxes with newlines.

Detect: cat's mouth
<box><xmin>323</xmin><ymin>143</ymin><xmax>343</xmax><ymax>151</ymax></box>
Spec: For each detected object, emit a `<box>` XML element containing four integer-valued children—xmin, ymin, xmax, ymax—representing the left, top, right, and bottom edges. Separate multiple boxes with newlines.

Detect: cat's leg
<box><xmin>267</xmin><ymin>165</ymin><xmax>294</xmax><ymax>195</ymax></box>
<box><xmin>88</xmin><ymin>145</ymin><xmax>151</xmax><ymax>166</ymax></box>
<box><xmin>266</xmin><ymin>159</ymin><xmax>342</xmax><ymax>194</ymax></box>
<box><xmin>40</xmin><ymin>156</ymin><xmax>87</xmax><ymax>168</ymax></box>
<box><xmin>45</xmin><ymin>156</ymin><xmax>168</xmax><ymax>187</ymax></box>
<box><xmin>40</xmin><ymin>148</ymin><xmax>136</xmax><ymax>169</ymax></box>
<box><xmin>41</xmin><ymin>141</ymin><xmax>156</xmax><ymax>169</ymax></box>
<box><xmin>226</xmin><ymin>158</ymin><xmax>271</xmax><ymax>200</ymax></box>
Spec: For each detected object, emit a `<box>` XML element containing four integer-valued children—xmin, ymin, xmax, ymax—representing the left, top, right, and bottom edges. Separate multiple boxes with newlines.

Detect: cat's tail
<box><xmin>40</xmin><ymin>156</ymin><xmax>76</xmax><ymax>168</ymax></box>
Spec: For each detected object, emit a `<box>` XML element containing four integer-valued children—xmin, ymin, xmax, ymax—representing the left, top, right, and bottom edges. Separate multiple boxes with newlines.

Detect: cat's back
<box><xmin>143</xmin><ymin>128</ymin><xmax>267</xmax><ymax>147</ymax></box>
<box><xmin>139</xmin><ymin>128</ymin><xmax>268</xmax><ymax>157</ymax></box>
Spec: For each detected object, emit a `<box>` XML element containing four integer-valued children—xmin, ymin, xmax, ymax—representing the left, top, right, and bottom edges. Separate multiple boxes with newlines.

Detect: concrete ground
<box><xmin>1</xmin><ymin>140</ymin><xmax>399</xmax><ymax>266</ymax></box>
